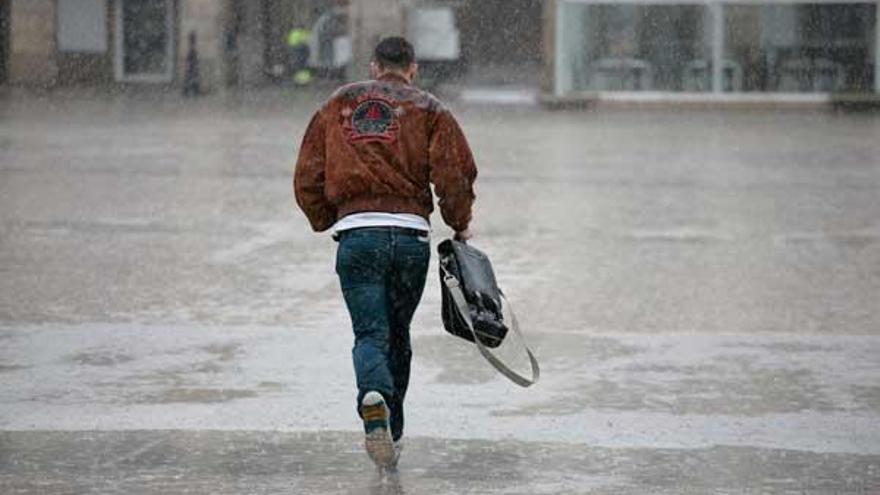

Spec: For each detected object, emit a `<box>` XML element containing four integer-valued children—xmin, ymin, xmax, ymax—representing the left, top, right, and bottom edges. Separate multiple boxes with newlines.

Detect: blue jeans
<box><xmin>335</xmin><ymin>227</ymin><xmax>431</xmax><ymax>441</ymax></box>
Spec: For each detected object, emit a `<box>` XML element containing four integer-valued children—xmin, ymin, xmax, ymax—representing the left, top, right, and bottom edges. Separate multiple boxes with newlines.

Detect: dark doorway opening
<box><xmin>0</xmin><ymin>0</ymin><xmax>10</xmax><ymax>84</ymax></box>
<box><xmin>116</xmin><ymin>0</ymin><xmax>173</xmax><ymax>82</ymax></box>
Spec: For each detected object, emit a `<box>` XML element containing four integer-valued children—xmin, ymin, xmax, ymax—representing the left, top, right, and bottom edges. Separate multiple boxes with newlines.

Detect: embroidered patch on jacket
<box><xmin>345</xmin><ymin>98</ymin><xmax>400</xmax><ymax>143</ymax></box>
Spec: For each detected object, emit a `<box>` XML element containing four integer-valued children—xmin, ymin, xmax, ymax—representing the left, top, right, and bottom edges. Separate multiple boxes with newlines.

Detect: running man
<box><xmin>294</xmin><ymin>36</ymin><xmax>477</xmax><ymax>469</ymax></box>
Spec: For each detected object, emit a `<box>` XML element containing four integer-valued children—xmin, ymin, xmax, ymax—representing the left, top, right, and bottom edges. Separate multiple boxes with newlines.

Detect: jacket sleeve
<box><xmin>294</xmin><ymin>110</ymin><xmax>337</xmax><ymax>232</ymax></box>
<box><xmin>428</xmin><ymin>109</ymin><xmax>477</xmax><ymax>232</ymax></box>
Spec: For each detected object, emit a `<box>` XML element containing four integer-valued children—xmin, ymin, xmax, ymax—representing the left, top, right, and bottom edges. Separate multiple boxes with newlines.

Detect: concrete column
<box><xmin>9</xmin><ymin>0</ymin><xmax>57</xmax><ymax>86</ymax></box>
<box><xmin>349</xmin><ymin>0</ymin><xmax>405</xmax><ymax>81</ymax></box>
<box><xmin>234</xmin><ymin>0</ymin><xmax>265</xmax><ymax>86</ymax></box>
<box><xmin>543</xmin><ymin>0</ymin><xmax>558</xmax><ymax>95</ymax></box>
<box><xmin>554</xmin><ymin>0</ymin><xmax>571</xmax><ymax>97</ymax></box>
<box><xmin>179</xmin><ymin>0</ymin><xmax>229</xmax><ymax>92</ymax></box>
<box><xmin>711</xmin><ymin>2</ymin><xmax>724</xmax><ymax>94</ymax></box>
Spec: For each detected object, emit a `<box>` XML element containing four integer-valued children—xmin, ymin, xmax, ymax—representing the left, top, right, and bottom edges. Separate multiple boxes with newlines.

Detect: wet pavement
<box><xmin>3</xmin><ymin>430</ymin><xmax>878</xmax><ymax>494</ymax></box>
<box><xmin>1</xmin><ymin>87</ymin><xmax>880</xmax><ymax>493</ymax></box>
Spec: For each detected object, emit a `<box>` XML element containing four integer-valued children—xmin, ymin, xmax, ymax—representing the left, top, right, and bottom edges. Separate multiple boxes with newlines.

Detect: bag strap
<box><xmin>441</xmin><ymin>266</ymin><xmax>540</xmax><ymax>387</ymax></box>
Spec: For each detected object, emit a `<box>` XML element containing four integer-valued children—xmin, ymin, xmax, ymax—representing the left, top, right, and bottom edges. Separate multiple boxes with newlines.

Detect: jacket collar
<box><xmin>377</xmin><ymin>72</ymin><xmax>411</xmax><ymax>85</ymax></box>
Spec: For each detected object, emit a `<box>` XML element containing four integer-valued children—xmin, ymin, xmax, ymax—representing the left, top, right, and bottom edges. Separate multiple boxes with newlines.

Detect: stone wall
<box><xmin>9</xmin><ymin>0</ymin><xmax>57</xmax><ymax>86</ymax></box>
<box><xmin>232</xmin><ymin>0</ymin><xmax>265</xmax><ymax>86</ymax></box>
<box><xmin>179</xmin><ymin>0</ymin><xmax>229</xmax><ymax>92</ymax></box>
<box><xmin>349</xmin><ymin>0</ymin><xmax>405</xmax><ymax>80</ymax></box>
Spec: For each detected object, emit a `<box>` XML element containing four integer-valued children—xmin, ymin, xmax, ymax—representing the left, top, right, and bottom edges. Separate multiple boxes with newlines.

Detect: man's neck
<box><xmin>376</xmin><ymin>71</ymin><xmax>411</xmax><ymax>84</ymax></box>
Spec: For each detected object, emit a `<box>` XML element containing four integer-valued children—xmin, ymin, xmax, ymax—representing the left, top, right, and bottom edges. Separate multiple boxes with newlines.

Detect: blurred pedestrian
<box><xmin>287</xmin><ymin>26</ymin><xmax>312</xmax><ymax>86</ymax></box>
<box><xmin>183</xmin><ymin>31</ymin><xmax>201</xmax><ymax>97</ymax></box>
<box><xmin>293</xmin><ymin>36</ymin><xmax>477</xmax><ymax>470</ymax></box>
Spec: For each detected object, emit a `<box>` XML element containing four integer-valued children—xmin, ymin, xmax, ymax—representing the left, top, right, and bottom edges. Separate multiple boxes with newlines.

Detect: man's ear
<box><xmin>408</xmin><ymin>63</ymin><xmax>419</xmax><ymax>82</ymax></box>
<box><xmin>369</xmin><ymin>61</ymin><xmax>380</xmax><ymax>79</ymax></box>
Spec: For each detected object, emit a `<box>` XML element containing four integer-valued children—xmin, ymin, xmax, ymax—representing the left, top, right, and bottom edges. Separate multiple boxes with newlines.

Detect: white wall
<box><xmin>57</xmin><ymin>0</ymin><xmax>107</xmax><ymax>53</ymax></box>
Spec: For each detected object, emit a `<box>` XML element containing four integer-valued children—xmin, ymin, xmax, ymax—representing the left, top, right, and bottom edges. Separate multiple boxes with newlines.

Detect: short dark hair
<box><xmin>373</xmin><ymin>36</ymin><xmax>415</xmax><ymax>70</ymax></box>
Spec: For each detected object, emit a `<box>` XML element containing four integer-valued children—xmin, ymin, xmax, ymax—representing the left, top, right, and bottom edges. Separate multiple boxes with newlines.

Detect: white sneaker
<box><xmin>362</xmin><ymin>391</ymin><xmax>394</xmax><ymax>469</ymax></box>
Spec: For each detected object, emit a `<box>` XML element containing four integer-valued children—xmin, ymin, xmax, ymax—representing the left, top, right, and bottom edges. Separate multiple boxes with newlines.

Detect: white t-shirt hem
<box><xmin>332</xmin><ymin>212</ymin><xmax>431</xmax><ymax>234</ymax></box>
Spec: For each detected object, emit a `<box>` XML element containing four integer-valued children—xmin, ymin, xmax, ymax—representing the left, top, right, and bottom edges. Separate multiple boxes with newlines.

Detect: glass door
<box><xmin>115</xmin><ymin>0</ymin><xmax>174</xmax><ymax>82</ymax></box>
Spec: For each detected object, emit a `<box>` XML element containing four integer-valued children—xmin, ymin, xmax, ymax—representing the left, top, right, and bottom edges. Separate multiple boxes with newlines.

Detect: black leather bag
<box><xmin>438</xmin><ymin>239</ymin><xmax>540</xmax><ymax>387</ymax></box>
<box><xmin>438</xmin><ymin>239</ymin><xmax>508</xmax><ymax>348</ymax></box>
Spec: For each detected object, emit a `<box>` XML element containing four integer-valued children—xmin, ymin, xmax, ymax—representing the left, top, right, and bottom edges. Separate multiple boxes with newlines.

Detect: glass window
<box><xmin>724</xmin><ymin>4</ymin><xmax>876</xmax><ymax>92</ymax></box>
<box><xmin>559</xmin><ymin>3</ymin><xmax>711</xmax><ymax>92</ymax></box>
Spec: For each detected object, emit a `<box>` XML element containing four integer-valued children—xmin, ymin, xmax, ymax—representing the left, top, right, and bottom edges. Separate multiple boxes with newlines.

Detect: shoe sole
<box><xmin>365</xmin><ymin>428</ymin><xmax>394</xmax><ymax>468</ymax></box>
<box><xmin>362</xmin><ymin>400</ymin><xmax>393</xmax><ymax>468</ymax></box>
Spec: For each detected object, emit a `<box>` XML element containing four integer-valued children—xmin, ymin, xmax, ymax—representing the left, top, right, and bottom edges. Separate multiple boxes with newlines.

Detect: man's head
<box><xmin>370</xmin><ymin>36</ymin><xmax>417</xmax><ymax>82</ymax></box>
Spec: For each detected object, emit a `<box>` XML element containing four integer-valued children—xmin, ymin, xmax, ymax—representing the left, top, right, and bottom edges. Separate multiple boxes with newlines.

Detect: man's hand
<box><xmin>454</xmin><ymin>229</ymin><xmax>472</xmax><ymax>242</ymax></box>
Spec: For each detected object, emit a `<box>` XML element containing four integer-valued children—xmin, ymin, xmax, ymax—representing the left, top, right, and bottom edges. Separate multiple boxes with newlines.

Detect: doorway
<box><xmin>114</xmin><ymin>0</ymin><xmax>175</xmax><ymax>82</ymax></box>
<box><xmin>0</xmin><ymin>0</ymin><xmax>9</xmax><ymax>84</ymax></box>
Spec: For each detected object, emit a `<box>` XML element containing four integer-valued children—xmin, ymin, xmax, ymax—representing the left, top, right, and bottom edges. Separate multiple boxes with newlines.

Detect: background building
<box><xmin>546</xmin><ymin>0</ymin><xmax>880</xmax><ymax>102</ymax></box>
<box><xmin>0</xmin><ymin>0</ymin><xmax>335</xmax><ymax>89</ymax></box>
<box><xmin>2</xmin><ymin>0</ymin><xmax>228</xmax><ymax>89</ymax></box>
<box><xmin>0</xmin><ymin>0</ymin><xmax>542</xmax><ymax>90</ymax></box>
<box><xmin>6</xmin><ymin>0</ymin><xmax>874</xmax><ymax>103</ymax></box>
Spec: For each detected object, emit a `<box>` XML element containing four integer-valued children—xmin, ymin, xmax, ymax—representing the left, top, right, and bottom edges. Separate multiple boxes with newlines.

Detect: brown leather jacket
<box><xmin>294</xmin><ymin>73</ymin><xmax>477</xmax><ymax>232</ymax></box>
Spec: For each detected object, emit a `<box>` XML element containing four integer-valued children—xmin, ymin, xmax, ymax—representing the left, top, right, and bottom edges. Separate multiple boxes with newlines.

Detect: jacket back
<box><xmin>294</xmin><ymin>73</ymin><xmax>477</xmax><ymax>233</ymax></box>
